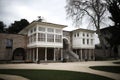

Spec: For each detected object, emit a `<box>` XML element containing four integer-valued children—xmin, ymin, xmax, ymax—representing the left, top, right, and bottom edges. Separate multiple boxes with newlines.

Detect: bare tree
<box><xmin>65</xmin><ymin>0</ymin><xmax>108</xmax><ymax>54</ymax></box>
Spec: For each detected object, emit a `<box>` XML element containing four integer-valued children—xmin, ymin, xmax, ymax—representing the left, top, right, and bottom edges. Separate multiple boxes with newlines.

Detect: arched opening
<box><xmin>63</xmin><ymin>38</ymin><xmax>69</xmax><ymax>50</ymax></box>
<box><xmin>12</xmin><ymin>48</ymin><xmax>26</xmax><ymax>60</ymax></box>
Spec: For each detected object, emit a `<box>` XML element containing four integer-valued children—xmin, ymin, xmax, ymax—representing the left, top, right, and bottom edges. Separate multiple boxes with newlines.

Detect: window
<box><xmin>38</xmin><ymin>33</ymin><xmax>46</xmax><ymax>42</ymax></box>
<box><xmin>83</xmin><ymin>39</ymin><xmax>85</xmax><ymax>44</ymax></box>
<box><xmin>30</xmin><ymin>29</ymin><xmax>33</xmax><ymax>33</ymax></box>
<box><xmin>87</xmin><ymin>33</ymin><xmax>89</xmax><ymax>37</ymax></box>
<box><xmin>47</xmin><ymin>28</ymin><xmax>54</xmax><ymax>33</ymax></box>
<box><xmin>74</xmin><ymin>34</ymin><xmax>76</xmax><ymax>37</ymax></box>
<box><xmin>39</xmin><ymin>27</ymin><xmax>45</xmax><ymax>32</ymax></box>
<box><xmin>55</xmin><ymin>35</ymin><xmax>62</xmax><ymax>43</ymax></box>
<box><xmin>34</xmin><ymin>27</ymin><xmax>36</xmax><ymax>32</ymax></box>
<box><xmin>55</xmin><ymin>29</ymin><xmax>62</xmax><ymax>34</ymax></box>
<box><xmin>83</xmin><ymin>33</ymin><xmax>85</xmax><ymax>37</ymax></box>
<box><xmin>91</xmin><ymin>39</ymin><xmax>93</xmax><ymax>45</ymax></box>
<box><xmin>6</xmin><ymin>39</ymin><xmax>13</xmax><ymax>48</ymax></box>
<box><xmin>47</xmin><ymin>34</ymin><xmax>54</xmax><ymax>42</ymax></box>
<box><xmin>91</xmin><ymin>34</ymin><xmax>93</xmax><ymax>37</ymax></box>
<box><xmin>77</xmin><ymin>33</ymin><xmax>79</xmax><ymax>37</ymax></box>
<box><xmin>87</xmin><ymin>39</ymin><xmax>89</xmax><ymax>44</ymax></box>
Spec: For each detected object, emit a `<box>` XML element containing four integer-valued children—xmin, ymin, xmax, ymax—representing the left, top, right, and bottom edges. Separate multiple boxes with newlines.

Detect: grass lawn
<box><xmin>90</xmin><ymin>66</ymin><xmax>120</xmax><ymax>73</ymax></box>
<box><xmin>113</xmin><ymin>62</ymin><xmax>120</xmax><ymax>64</ymax></box>
<box><xmin>0</xmin><ymin>69</ymin><xmax>113</xmax><ymax>80</ymax></box>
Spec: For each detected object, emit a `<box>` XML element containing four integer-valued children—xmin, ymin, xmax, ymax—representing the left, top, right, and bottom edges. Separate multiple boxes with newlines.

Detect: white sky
<box><xmin>1</xmin><ymin>0</ymin><xmax>112</xmax><ymax>44</ymax></box>
<box><xmin>0</xmin><ymin>0</ymin><xmax>78</xmax><ymax>30</ymax></box>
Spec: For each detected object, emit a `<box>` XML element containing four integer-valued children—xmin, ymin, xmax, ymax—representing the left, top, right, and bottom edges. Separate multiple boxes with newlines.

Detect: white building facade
<box><xmin>72</xmin><ymin>29</ymin><xmax>95</xmax><ymax>61</ymax></box>
<box><xmin>19</xmin><ymin>21</ymin><xmax>95</xmax><ymax>62</ymax></box>
<box><xmin>19</xmin><ymin>21</ymin><xmax>66</xmax><ymax>62</ymax></box>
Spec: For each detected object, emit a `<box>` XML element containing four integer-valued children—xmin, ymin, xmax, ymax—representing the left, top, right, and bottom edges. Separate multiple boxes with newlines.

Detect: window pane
<box><xmin>34</xmin><ymin>28</ymin><xmax>36</xmax><ymax>32</ymax></box>
<box><xmin>83</xmin><ymin>33</ymin><xmax>85</xmax><ymax>36</ymax></box>
<box><xmin>77</xmin><ymin>33</ymin><xmax>79</xmax><ymax>37</ymax></box>
<box><xmin>87</xmin><ymin>34</ymin><xmax>89</xmax><ymax>37</ymax></box>
<box><xmin>39</xmin><ymin>27</ymin><xmax>45</xmax><ymax>32</ymax></box>
<box><xmin>33</xmin><ymin>33</ymin><xmax>36</xmax><ymax>42</ymax></box>
<box><xmin>38</xmin><ymin>33</ymin><xmax>46</xmax><ymax>42</ymax></box>
<box><xmin>6</xmin><ymin>39</ymin><xmax>13</xmax><ymax>48</ymax></box>
<box><xmin>91</xmin><ymin>39</ymin><xmax>93</xmax><ymax>45</ymax></box>
<box><xmin>83</xmin><ymin>39</ymin><xmax>85</xmax><ymax>44</ymax></box>
<box><xmin>47</xmin><ymin>34</ymin><xmax>54</xmax><ymax>42</ymax></box>
<box><xmin>87</xmin><ymin>39</ymin><xmax>89</xmax><ymax>44</ymax></box>
<box><xmin>55</xmin><ymin>35</ymin><xmax>62</xmax><ymax>43</ymax></box>
<box><xmin>47</xmin><ymin>28</ymin><xmax>54</xmax><ymax>32</ymax></box>
<box><xmin>55</xmin><ymin>29</ymin><xmax>62</xmax><ymax>34</ymax></box>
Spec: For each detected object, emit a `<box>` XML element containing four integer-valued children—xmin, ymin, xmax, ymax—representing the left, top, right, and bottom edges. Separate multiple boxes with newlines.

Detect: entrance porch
<box><xmin>26</xmin><ymin>47</ymin><xmax>63</xmax><ymax>62</ymax></box>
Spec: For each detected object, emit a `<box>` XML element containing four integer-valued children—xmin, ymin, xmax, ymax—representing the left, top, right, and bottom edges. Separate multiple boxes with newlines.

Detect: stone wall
<box><xmin>0</xmin><ymin>33</ymin><xmax>27</xmax><ymax>60</ymax></box>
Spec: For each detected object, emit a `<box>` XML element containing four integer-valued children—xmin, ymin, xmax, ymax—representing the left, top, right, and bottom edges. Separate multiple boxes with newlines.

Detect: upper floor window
<box><xmin>30</xmin><ymin>29</ymin><xmax>33</xmax><ymax>33</ymax></box>
<box><xmin>47</xmin><ymin>28</ymin><xmax>54</xmax><ymax>33</ymax></box>
<box><xmin>33</xmin><ymin>33</ymin><xmax>36</xmax><ymax>42</ymax></box>
<box><xmin>55</xmin><ymin>29</ymin><xmax>62</xmax><ymax>34</ymax></box>
<box><xmin>83</xmin><ymin>33</ymin><xmax>85</xmax><ymax>37</ymax></box>
<box><xmin>74</xmin><ymin>34</ymin><xmax>76</xmax><ymax>37</ymax></box>
<box><xmin>47</xmin><ymin>34</ymin><xmax>54</xmax><ymax>42</ymax></box>
<box><xmin>91</xmin><ymin>34</ymin><xmax>93</xmax><ymax>37</ymax></box>
<box><xmin>91</xmin><ymin>39</ymin><xmax>93</xmax><ymax>45</ymax></box>
<box><xmin>77</xmin><ymin>33</ymin><xmax>79</xmax><ymax>37</ymax></box>
<box><xmin>55</xmin><ymin>35</ymin><xmax>62</xmax><ymax>43</ymax></box>
<box><xmin>83</xmin><ymin>39</ymin><xmax>85</xmax><ymax>44</ymax></box>
<box><xmin>38</xmin><ymin>33</ymin><xmax>46</xmax><ymax>42</ymax></box>
<box><xmin>39</xmin><ymin>27</ymin><xmax>45</xmax><ymax>32</ymax></box>
<box><xmin>6</xmin><ymin>39</ymin><xmax>13</xmax><ymax>48</ymax></box>
<box><xmin>87</xmin><ymin>33</ymin><xmax>89</xmax><ymax>37</ymax></box>
<box><xmin>87</xmin><ymin>39</ymin><xmax>89</xmax><ymax>44</ymax></box>
<box><xmin>34</xmin><ymin>27</ymin><xmax>36</xmax><ymax>32</ymax></box>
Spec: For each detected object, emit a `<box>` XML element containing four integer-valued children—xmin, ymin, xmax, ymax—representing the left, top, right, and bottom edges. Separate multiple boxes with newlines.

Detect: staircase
<box><xmin>63</xmin><ymin>49</ymin><xmax>79</xmax><ymax>62</ymax></box>
<box><xmin>63</xmin><ymin>38</ymin><xmax>79</xmax><ymax>62</ymax></box>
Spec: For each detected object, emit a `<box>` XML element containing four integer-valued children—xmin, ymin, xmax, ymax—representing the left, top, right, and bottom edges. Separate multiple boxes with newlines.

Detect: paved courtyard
<box><xmin>0</xmin><ymin>60</ymin><xmax>120</xmax><ymax>80</ymax></box>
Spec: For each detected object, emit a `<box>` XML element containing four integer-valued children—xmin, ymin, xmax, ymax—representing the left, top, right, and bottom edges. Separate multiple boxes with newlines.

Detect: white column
<box><xmin>61</xmin><ymin>49</ymin><xmax>63</xmax><ymax>61</ymax></box>
<box><xmin>45</xmin><ymin>47</ymin><xmax>47</xmax><ymax>61</ymax></box>
<box><xmin>80</xmin><ymin>49</ymin><xmax>83</xmax><ymax>61</ymax></box>
<box><xmin>36</xmin><ymin>48</ymin><xmax>38</xmax><ymax>62</ymax></box>
<box><xmin>53</xmin><ymin>48</ymin><xmax>56</xmax><ymax>61</ymax></box>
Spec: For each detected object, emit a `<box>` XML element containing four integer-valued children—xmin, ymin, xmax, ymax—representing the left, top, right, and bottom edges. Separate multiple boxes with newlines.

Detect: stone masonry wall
<box><xmin>0</xmin><ymin>33</ymin><xmax>27</xmax><ymax>60</ymax></box>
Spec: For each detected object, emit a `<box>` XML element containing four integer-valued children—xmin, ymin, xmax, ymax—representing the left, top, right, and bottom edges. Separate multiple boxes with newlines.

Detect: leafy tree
<box><xmin>65</xmin><ymin>0</ymin><xmax>107</xmax><ymax>54</ymax></box>
<box><xmin>0</xmin><ymin>21</ymin><xmax>6</xmax><ymax>33</ymax></box>
<box><xmin>103</xmin><ymin>0</ymin><xmax>120</xmax><ymax>58</ymax></box>
<box><xmin>8</xmin><ymin>19</ymin><xmax>29</xmax><ymax>34</ymax></box>
<box><xmin>106</xmin><ymin>0</ymin><xmax>120</xmax><ymax>26</ymax></box>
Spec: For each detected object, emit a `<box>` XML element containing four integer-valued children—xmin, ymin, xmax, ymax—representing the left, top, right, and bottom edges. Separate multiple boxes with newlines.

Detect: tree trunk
<box><xmin>96</xmin><ymin>29</ymin><xmax>106</xmax><ymax>56</ymax></box>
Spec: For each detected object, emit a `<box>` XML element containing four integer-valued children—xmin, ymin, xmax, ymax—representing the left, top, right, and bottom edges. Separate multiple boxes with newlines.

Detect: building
<box><xmin>0</xmin><ymin>21</ymin><xmax>95</xmax><ymax>62</ymax></box>
<box><xmin>0</xmin><ymin>33</ymin><xmax>27</xmax><ymax>60</ymax></box>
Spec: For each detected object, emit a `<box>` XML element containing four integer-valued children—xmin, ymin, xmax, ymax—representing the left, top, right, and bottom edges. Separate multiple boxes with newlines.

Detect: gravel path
<box><xmin>0</xmin><ymin>60</ymin><xmax>120</xmax><ymax>80</ymax></box>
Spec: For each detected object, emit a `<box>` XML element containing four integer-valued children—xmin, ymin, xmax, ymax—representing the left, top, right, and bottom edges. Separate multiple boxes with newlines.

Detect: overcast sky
<box><xmin>1</xmin><ymin>0</ymin><xmax>114</xmax><ymax>44</ymax></box>
<box><xmin>0</xmin><ymin>0</ymin><xmax>80</xmax><ymax>30</ymax></box>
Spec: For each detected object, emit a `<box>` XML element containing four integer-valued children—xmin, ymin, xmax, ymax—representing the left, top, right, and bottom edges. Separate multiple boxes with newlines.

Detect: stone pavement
<box><xmin>0</xmin><ymin>60</ymin><xmax>120</xmax><ymax>80</ymax></box>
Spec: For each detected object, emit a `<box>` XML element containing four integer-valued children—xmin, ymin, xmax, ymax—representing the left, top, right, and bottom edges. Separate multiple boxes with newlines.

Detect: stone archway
<box><xmin>63</xmin><ymin>38</ymin><xmax>69</xmax><ymax>50</ymax></box>
<box><xmin>12</xmin><ymin>48</ymin><xmax>26</xmax><ymax>60</ymax></box>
